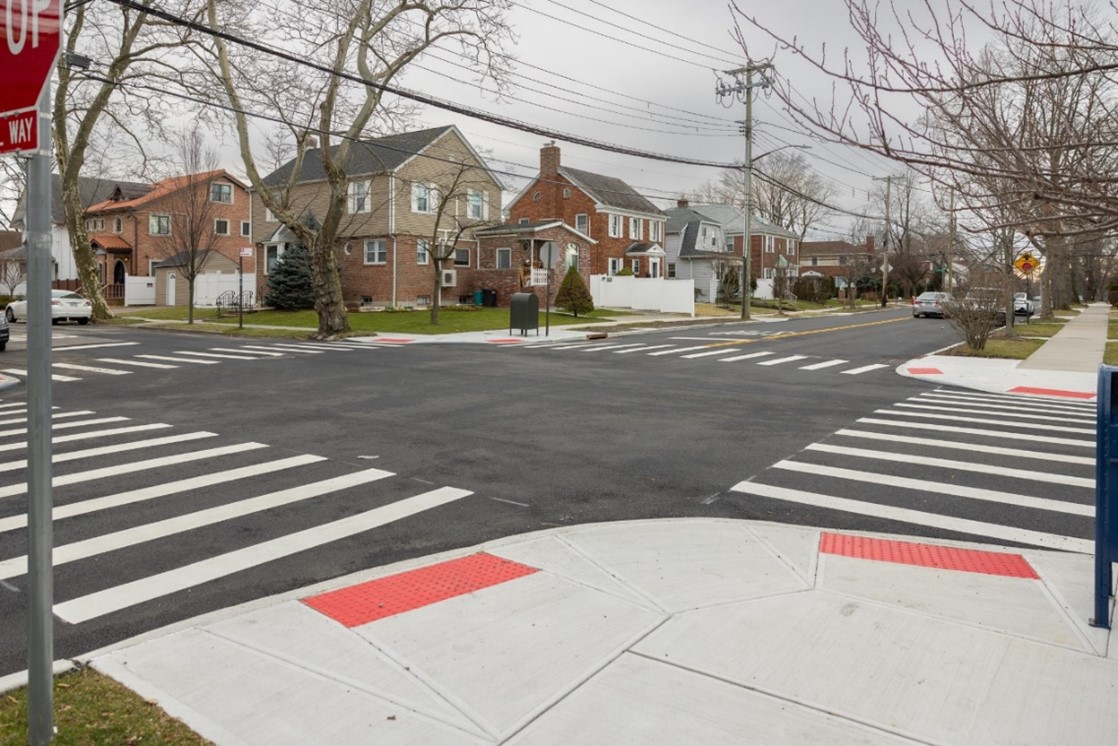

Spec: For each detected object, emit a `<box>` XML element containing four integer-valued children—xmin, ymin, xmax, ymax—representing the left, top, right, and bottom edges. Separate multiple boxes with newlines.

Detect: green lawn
<box><xmin>1004</xmin><ymin>321</ymin><xmax>1065</xmax><ymax>338</ymax></box>
<box><xmin>945</xmin><ymin>336</ymin><xmax>1046</xmax><ymax>359</ymax></box>
<box><xmin>111</xmin><ymin>306</ymin><xmax>632</xmax><ymax>335</ymax></box>
<box><xmin>0</xmin><ymin>667</ymin><xmax>210</xmax><ymax>745</ymax></box>
<box><xmin>1106</xmin><ymin>341</ymin><xmax>1118</xmax><ymax>366</ymax></box>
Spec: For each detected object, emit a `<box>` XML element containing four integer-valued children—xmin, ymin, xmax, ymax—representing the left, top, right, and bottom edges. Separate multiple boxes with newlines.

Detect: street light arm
<box><xmin>752</xmin><ymin>144</ymin><xmax>811</xmax><ymax>164</ymax></box>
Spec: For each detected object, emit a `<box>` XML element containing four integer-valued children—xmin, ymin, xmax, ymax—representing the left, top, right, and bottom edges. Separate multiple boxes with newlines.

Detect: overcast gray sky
<box><xmin>386</xmin><ymin>0</ymin><xmax>912</xmax><ymax>239</ymax></box>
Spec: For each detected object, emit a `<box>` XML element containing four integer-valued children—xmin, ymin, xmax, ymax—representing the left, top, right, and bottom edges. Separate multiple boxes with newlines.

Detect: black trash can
<box><xmin>509</xmin><ymin>292</ymin><xmax>539</xmax><ymax>335</ymax></box>
<box><xmin>483</xmin><ymin>288</ymin><xmax>498</xmax><ymax>307</ymax></box>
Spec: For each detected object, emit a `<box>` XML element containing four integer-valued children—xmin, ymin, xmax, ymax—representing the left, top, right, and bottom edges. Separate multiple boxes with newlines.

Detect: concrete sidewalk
<box><xmin>84</xmin><ymin>520</ymin><xmax>1117</xmax><ymax>745</ymax></box>
<box><xmin>898</xmin><ymin>303</ymin><xmax>1110</xmax><ymax>400</ymax></box>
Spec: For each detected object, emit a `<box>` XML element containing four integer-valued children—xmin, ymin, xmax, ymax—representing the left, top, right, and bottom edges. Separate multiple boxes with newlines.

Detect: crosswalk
<box><xmin>0</xmin><ymin>400</ymin><xmax>472</xmax><ymax>626</ymax></box>
<box><xmin>0</xmin><ymin>340</ymin><xmax>392</xmax><ymax>383</ymax></box>
<box><xmin>729</xmin><ymin>389</ymin><xmax>1096</xmax><ymax>553</ymax></box>
<box><xmin>520</xmin><ymin>340</ymin><xmax>891</xmax><ymax>376</ymax></box>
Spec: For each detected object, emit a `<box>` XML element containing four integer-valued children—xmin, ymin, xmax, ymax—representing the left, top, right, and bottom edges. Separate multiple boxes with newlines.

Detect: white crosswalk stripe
<box><xmin>526</xmin><ymin>341</ymin><xmax>889</xmax><ymax>375</ymax></box>
<box><xmin>212</xmin><ymin>346</ymin><xmax>285</xmax><ymax>357</ymax></box>
<box><xmin>241</xmin><ymin>344</ymin><xmax>323</xmax><ymax>355</ymax></box>
<box><xmin>136</xmin><ymin>354</ymin><xmax>218</xmax><ymax>365</ymax></box>
<box><xmin>726</xmin><ymin>387</ymin><xmax>1098</xmax><ymax>553</ymax></box>
<box><xmin>97</xmin><ymin>357</ymin><xmax>179</xmax><ymax>370</ymax></box>
<box><xmin>0</xmin><ymin>404</ymin><xmax>476</xmax><ymax>632</ymax></box>
<box><xmin>2</xmin><ymin>368</ymin><xmax>81</xmax><ymax>382</ymax></box>
<box><xmin>53</xmin><ymin>362</ymin><xmax>131</xmax><ymax>376</ymax></box>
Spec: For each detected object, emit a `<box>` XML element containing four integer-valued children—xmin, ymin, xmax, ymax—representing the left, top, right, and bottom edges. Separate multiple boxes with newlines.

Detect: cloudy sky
<box><xmin>385</xmin><ymin>0</ymin><xmax>911</xmax><ymax>239</ymax></box>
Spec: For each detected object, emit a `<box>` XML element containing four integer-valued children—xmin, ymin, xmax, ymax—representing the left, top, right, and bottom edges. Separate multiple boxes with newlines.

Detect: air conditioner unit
<box><xmin>440</xmin><ymin>269</ymin><xmax>457</xmax><ymax>288</ymax></box>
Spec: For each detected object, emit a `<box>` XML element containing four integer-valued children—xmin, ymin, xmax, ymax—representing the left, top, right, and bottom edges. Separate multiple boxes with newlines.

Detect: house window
<box><xmin>466</xmin><ymin>189</ymin><xmax>488</xmax><ymax>220</ymax></box>
<box><xmin>87</xmin><ymin>218</ymin><xmax>105</xmax><ymax>231</ymax></box>
<box><xmin>241</xmin><ymin>221</ymin><xmax>251</xmax><ymax>237</ymax></box>
<box><xmin>764</xmin><ymin>235</ymin><xmax>774</xmax><ymax>253</ymax></box>
<box><xmin>364</xmin><ymin>239</ymin><xmax>387</xmax><ymax>264</ymax></box>
<box><xmin>788</xmin><ymin>239</ymin><xmax>797</xmax><ymax>256</ymax></box>
<box><xmin>575</xmin><ymin>213</ymin><xmax>589</xmax><ymax>235</ymax></box>
<box><xmin>454</xmin><ymin>248</ymin><xmax>470</xmax><ymax>266</ymax></box>
<box><xmin>608</xmin><ymin>215</ymin><xmax>622</xmax><ymax>238</ymax></box>
<box><xmin>628</xmin><ymin>217</ymin><xmax>642</xmax><ymax>240</ymax></box>
<box><xmin>264</xmin><ymin>244</ymin><xmax>284</xmax><ymax>273</ymax></box>
<box><xmin>518</xmin><ymin>218</ymin><xmax>530</xmax><ymax>225</ymax></box>
<box><xmin>411</xmin><ymin>182</ymin><xmax>437</xmax><ymax>214</ymax></box>
<box><xmin>565</xmin><ymin>245</ymin><xmax>578</xmax><ymax>270</ymax></box>
<box><xmin>650</xmin><ymin>221</ymin><xmax>662</xmax><ymax>242</ymax></box>
<box><xmin>416</xmin><ymin>294</ymin><xmax>431</xmax><ymax>307</ymax></box>
<box><xmin>264</xmin><ymin>207</ymin><xmax>276</xmax><ymax>222</ymax></box>
<box><xmin>496</xmin><ymin>247</ymin><xmax>511</xmax><ymax>269</ymax></box>
<box><xmin>348</xmin><ymin>181</ymin><xmax>371</xmax><ymax>214</ymax></box>
<box><xmin>631</xmin><ymin>258</ymin><xmax>640</xmax><ymax>274</ymax></box>
<box><xmin>214</xmin><ymin>219</ymin><xmax>230</xmax><ymax>236</ymax></box>
<box><xmin>839</xmin><ymin>255</ymin><xmax>848</xmax><ymax>265</ymax></box>
<box><xmin>811</xmin><ymin>256</ymin><xmax>818</xmax><ymax>266</ymax></box>
<box><xmin>763</xmin><ymin>268</ymin><xmax>774</xmax><ymax>279</ymax></box>
<box><xmin>149</xmin><ymin>214</ymin><xmax>170</xmax><ymax>235</ymax></box>
<box><xmin>210</xmin><ymin>183</ymin><xmax>233</xmax><ymax>203</ymax></box>
<box><xmin>416</xmin><ymin>240</ymin><xmax>429</xmax><ymax>265</ymax></box>
<box><xmin>562</xmin><ymin>187</ymin><xmax>571</xmax><ymax>198</ymax></box>
<box><xmin>112</xmin><ymin>217</ymin><xmax>122</xmax><ymax>233</ymax></box>
<box><xmin>532</xmin><ymin>191</ymin><xmax>541</xmax><ymax>202</ymax></box>
<box><xmin>608</xmin><ymin>257</ymin><xmax>620</xmax><ymax>275</ymax></box>
<box><xmin>667</xmin><ymin>262</ymin><xmax>676</xmax><ymax>279</ymax></box>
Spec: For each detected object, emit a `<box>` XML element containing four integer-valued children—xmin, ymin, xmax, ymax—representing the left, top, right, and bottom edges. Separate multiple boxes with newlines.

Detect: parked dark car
<box><xmin>912</xmin><ymin>291</ymin><xmax>952</xmax><ymax>318</ymax></box>
<box><xmin>0</xmin><ymin>311</ymin><xmax>8</xmax><ymax>351</ymax></box>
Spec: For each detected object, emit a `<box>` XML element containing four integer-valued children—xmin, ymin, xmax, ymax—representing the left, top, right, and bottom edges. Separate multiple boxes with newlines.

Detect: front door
<box><xmin>166</xmin><ymin>272</ymin><xmax>176</xmax><ymax>306</ymax></box>
<box><xmin>650</xmin><ymin>258</ymin><xmax>661</xmax><ymax>278</ymax></box>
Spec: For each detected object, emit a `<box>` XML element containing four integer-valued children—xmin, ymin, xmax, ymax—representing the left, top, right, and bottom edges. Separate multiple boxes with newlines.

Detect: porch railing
<box><xmin>529</xmin><ymin>268</ymin><xmax>549</xmax><ymax>286</ymax></box>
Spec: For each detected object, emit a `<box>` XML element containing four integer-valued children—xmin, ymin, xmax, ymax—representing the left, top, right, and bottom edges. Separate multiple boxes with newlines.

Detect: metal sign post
<box><xmin>238</xmin><ymin>247</ymin><xmax>252</xmax><ymax>330</ymax></box>
<box><xmin>4</xmin><ymin>2</ymin><xmax>63</xmax><ymax>742</ymax></box>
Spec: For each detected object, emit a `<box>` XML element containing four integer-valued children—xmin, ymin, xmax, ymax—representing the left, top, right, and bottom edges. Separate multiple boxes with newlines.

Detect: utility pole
<box><xmin>716</xmin><ymin>61</ymin><xmax>772</xmax><ymax>321</ymax></box>
<box><xmin>873</xmin><ymin>175</ymin><xmax>893</xmax><ymax>307</ymax></box>
<box><xmin>947</xmin><ymin>189</ymin><xmax>955</xmax><ymax>293</ymax></box>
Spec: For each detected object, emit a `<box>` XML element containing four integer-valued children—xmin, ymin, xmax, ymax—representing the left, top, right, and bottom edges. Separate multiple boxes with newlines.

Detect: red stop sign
<box><xmin>1</xmin><ymin>0</ymin><xmax>61</xmax><ymax>114</ymax></box>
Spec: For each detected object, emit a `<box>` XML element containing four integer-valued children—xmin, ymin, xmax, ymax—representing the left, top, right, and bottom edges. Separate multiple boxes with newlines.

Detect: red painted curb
<box><xmin>303</xmin><ymin>552</ymin><xmax>539</xmax><ymax>627</ymax></box>
<box><xmin>906</xmin><ymin>367</ymin><xmax>943</xmax><ymax>375</ymax></box>
<box><xmin>820</xmin><ymin>532</ymin><xmax>1039</xmax><ymax>579</ymax></box>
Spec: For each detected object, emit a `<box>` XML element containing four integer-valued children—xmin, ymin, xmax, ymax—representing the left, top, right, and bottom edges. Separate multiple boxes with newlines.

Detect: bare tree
<box><xmin>150</xmin><ymin>127</ymin><xmax>222</xmax><ymax>324</ymax></box>
<box><xmin>0</xmin><ymin>256</ymin><xmax>26</xmax><ymax>296</ymax></box>
<box><xmin>55</xmin><ymin>0</ymin><xmax>213</xmax><ymax>321</ymax></box>
<box><xmin>418</xmin><ymin>161</ymin><xmax>500</xmax><ymax>324</ymax></box>
<box><xmin>732</xmin><ymin>0</ymin><xmax>1118</xmax><ymax>311</ymax></box>
<box><xmin>0</xmin><ymin>160</ymin><xmax>25</xmax><ymax>230</ymax></box>
<box><xmin>205</xmin><ymin>0</ymin><xmax>513</xmax><ymax>338</ymax></box>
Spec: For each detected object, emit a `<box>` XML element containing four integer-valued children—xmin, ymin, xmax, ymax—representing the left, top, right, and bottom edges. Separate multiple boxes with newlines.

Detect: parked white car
<box><xmin>5</xmin><ymin>290</ymin><xmax>92</xmax><ymax>325</ymax></box>
<box><xmin>1013</xmin><ymin>292</ymin><xmax>1035</xmax><ymax>317</ymax></box>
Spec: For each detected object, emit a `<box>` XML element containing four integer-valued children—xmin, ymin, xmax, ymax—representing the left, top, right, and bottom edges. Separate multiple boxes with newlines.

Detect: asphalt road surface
<box><xmin>0</xmin><ymin>308</ymin><xmax>1092</xmax><ymax>675</ymax></box>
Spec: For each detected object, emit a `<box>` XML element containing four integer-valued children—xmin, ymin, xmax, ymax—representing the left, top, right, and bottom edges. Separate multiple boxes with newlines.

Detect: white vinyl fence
<box><xmin>193</xmin><ymin>272</ymin><xmax>256</xmax><ymax>306</ymax></box>
<box><xmin>589</xmin><ymin>275</ymin><xmax>694</xmax><ymax>316</ymax></box>
<box><xmin>124</xmin><ymin>275</ymin><xmax>156</xmax><ymax>306</ymax></box>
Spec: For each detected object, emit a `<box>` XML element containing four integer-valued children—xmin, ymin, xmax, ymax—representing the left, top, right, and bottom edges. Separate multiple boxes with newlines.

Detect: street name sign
<box><xmin>1</xmin><ymin>0</ymin><xmax>62</xmax><ymax>154</ymax></box>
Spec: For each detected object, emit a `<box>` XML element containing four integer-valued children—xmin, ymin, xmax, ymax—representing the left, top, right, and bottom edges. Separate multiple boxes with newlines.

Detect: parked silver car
<box><xmin>912</xmin><ymin>291</ymin><xmax>952</xmax><ymax>318</ymax></box>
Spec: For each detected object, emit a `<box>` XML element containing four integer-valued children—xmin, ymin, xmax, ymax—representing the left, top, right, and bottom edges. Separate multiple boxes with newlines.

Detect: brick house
<box><xmin>253</xmin><ymin>125</ymin><xmax>526</xmax><ymax>308</ymax></box>
<box><xmin>506</xmin><ymin>143</ymin><xmax>667</xmax><ymax>279</ymax></box>
<box><xmin>84</xmin><ymin>170</ymin><xmax>253</xmax><ymax>301</ymax></box>
<box><xmin>798</xmin><ymin>236</ymin><xmax>876</xmax><ymax>288</ymax></box>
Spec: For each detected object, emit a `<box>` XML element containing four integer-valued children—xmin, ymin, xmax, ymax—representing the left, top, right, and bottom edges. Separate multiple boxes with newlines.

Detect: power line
<box><xmin>106</xmin><ymin>0</ymin><xmax>740</xmax><ymax>169</ymax></box>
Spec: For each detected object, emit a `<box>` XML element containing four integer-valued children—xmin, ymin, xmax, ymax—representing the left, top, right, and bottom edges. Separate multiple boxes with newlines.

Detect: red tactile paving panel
<box><xmin>906</xmin><ymin>367</ymin><xmax>943</xmax><ymax>375</ymax></box>
<box><xmin>819</xmin><ymin>532</ymin><xmax>1039</xmax><ymax>579</ymax></box>
<box><xmin>303</xmin><ymin>552</ymin><xmax>539</xmax><ymax>627</ymax></box>
<box><xmin>487</xmin><ymin>339</ymin><xmax>524</xmax><ymax>345</ymax></box>
<box><xmin>1008</xmin><ymin>386</ymin><xmax>1094</xmax><ymax>400</ymax></box>
<box><xmin>375</xmin><ymin>338</ymin><xmax>414</xmax><ymax>345</ymax></box>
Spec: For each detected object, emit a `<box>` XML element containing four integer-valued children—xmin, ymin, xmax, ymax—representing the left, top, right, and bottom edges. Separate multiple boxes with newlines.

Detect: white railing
<box><xmin>529</xmin><ymin>268</ymin><xmax>549</xmax><ymax>286</ymax></box>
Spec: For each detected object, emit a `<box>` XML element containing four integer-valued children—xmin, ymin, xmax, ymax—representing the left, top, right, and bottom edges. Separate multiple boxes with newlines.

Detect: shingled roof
<box><xmin>557</xmin><ymin>166</ymin><xmax>663</xmax><ymax>216</ymax></box>
<box><xmin>261</xmin><ymin>126</ymin><xmax>466</xmax><ymax>187</ymax></box>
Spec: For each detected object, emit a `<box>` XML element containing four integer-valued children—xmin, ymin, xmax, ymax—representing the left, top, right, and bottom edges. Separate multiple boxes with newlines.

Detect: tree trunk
<box><xmin>59</xmin><ymin>178</ymin><xmax>112</xmax><ymax>321</ymax></box>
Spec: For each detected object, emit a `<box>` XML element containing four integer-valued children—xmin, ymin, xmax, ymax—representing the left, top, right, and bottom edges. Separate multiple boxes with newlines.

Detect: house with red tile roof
<box><xmin>85</xmin><ymin>170</ymin><xmax>252</xmax><ymax>302</ymax></box>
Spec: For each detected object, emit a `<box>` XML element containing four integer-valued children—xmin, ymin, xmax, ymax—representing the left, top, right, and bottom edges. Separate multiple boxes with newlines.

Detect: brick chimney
<box><xmin>677</xmin><ymin>198</ymin><xmax>689</xmax><ymax>208</ymax></box>
<box><xmin>540</xmin><ymin>141</ymin><xmax>560</xmax><ymax>177</ymax></box>
<box><xmin>865</xmin><ymin>234</ymin><xmax>875</xmax><ymax>251</ymax></box>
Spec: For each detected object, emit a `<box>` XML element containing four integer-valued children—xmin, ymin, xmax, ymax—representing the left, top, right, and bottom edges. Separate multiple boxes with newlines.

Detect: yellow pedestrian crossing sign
<box><xmin>1014</xmin><ymin>252</ymin><xmax>1039</xmax><ymax>274</ymax></box>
